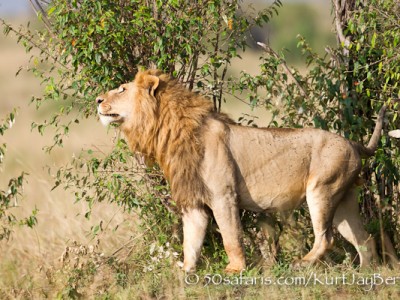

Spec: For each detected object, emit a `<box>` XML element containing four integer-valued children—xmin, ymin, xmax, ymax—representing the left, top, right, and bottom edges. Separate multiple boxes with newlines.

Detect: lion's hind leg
<box><xmin>333</xmin><ymin>188</ymin><xmax>377</xmax><ymax>268</ymax></box>
<box><xmin>258</xmin><ymin>213</ymin><xmax>281</xmax><ymax>265</ymax></box>
<box><xmin>298</xmin><ymin>187</ymin><xmax>344</xmax><ymax>266</ymax></box>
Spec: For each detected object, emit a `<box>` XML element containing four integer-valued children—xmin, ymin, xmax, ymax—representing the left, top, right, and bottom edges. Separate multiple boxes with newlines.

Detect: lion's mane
<box><xmin>122</xmin><ymin>70</ymin><xmax>230</xmax><ymax>210</ymax></box>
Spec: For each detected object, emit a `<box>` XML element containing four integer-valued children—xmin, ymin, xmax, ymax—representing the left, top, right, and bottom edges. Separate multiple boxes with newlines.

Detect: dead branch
<box><xmin>332</xmin><ymin>0</ymin><xmax>351</xmax><ymax>56</ymax></box>
<box><xmin>27</xmin><ymin>0</ymin><xmax>55</xmax><ymax>38</ymax></box>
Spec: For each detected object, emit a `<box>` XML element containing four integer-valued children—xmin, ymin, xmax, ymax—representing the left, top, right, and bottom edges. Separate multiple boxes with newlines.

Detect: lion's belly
<box><xmin>236</xmin><ymin>173</ymin><xmax>307</xmax><ymax>212</ymax></box>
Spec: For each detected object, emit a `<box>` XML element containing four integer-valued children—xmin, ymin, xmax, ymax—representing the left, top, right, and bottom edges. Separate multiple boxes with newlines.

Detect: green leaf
<box><xmin>371</xmin><ymin>32</ymin><xmax>377</xmax><ymax>48</ymax></box>
<box><xmin>95</xmin><ymin>53</ymin><xmax>101</xmax><ymax>64</ymax></box>
<box><xmin>47</xmin><ymin>6</ymin><xmax>56</xmax><ymax>16</ymax></box>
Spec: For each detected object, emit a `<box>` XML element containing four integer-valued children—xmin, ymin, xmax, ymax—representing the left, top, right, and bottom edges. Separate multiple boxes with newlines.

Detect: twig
<box><xmin>377</xmin><ymin>176</ymin><xmax>386</xmax><ymax>265</ymax></box>
<box><xmin>0</xmin><ymin>19</ymin><xmax>69</xmax><ymax>70</ymax></box>
<box><xmin>111</xmin><ymin>230</ymin><xmax>149</xmax><ymax>256</ymax></box>
<box><xmin>27</xmin><ymin>0</ymin><xmax>56</xmax><ymax>39</ymax></box>
<box><xmin>257</xmin><ymin>42</ymin><xmax>308</xmax><ymax>99</ymax></box>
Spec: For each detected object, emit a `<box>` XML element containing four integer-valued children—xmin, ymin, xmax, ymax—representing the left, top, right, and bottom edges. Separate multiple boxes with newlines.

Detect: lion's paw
<box><xmin>224</xmin><ymin>263</ymin><xmax>245</xmax><ymax>274</ymax></box>
<box><xmin>291</xmin><ymin>259</ymin><xmax>312</xmax><ymax>270</ymax></box>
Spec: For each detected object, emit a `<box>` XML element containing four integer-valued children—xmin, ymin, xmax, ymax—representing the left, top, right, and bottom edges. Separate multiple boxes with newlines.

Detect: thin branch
<box><xmin>218</xmin><ymin>64</ymin><xmax>228</xmax><ymax>112</ymax></box>
<box><xmin>257</xmin><ymin>42</ymin><xmax>308</xmax><ymax>99</ymax></box>
<box><xmin>111</xmin><ymin>230</ymin><xmax>149</xmax><ymax>256</ymax></box>
<box><xmin>212</xmin><ymin>35</ymin><xmax>221</xmax><ymax>111</ymax></box>
<box><xmin>0</xmin><ymin>19</ymin><xmax>69</xmax><ymax>70</ymax></box>
<box><xmin>27</xmin><ymin>0</ymin><xmax>55</xmax><ymax>38</ymax></box>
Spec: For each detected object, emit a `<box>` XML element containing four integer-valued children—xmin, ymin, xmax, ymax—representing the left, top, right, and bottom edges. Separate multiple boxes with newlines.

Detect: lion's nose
<box><xmin>96</xmin><ymin>97</ymin><xmax>104</xmax><ymax>105</ymax></box>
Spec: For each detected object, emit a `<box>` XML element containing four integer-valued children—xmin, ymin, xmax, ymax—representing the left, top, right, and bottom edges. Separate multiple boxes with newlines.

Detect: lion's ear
<box><xmin>144</xmin><ymin>75</ymin><xmax>159</xmax><ymax>97</ymax></box>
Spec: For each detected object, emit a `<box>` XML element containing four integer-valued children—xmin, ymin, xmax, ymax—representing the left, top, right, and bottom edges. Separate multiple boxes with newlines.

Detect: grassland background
<box><xmin>0</xmin><ymin>3</ymin><xmax>137</xmax><ymax>297</ymax></box>
<box><xmin>3</xmin><ymin>1</ymin><xmax>398</xmax><ymax>299</ymax></box>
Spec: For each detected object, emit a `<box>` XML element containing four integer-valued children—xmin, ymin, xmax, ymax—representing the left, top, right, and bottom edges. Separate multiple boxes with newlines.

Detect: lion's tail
<box><xmin>354</xmin><ymin>105</ymin><xmax>387</xmax><ymax>157</ymax></box>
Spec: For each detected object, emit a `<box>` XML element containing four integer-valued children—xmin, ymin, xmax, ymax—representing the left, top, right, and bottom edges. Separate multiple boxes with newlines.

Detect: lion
<box><xmin>96</xmin><ymin>69</ymin><xmax>387</xmax><ymax>273</ymax></box>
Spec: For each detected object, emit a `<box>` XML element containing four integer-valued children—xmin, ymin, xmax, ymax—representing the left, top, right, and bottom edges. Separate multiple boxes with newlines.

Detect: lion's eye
<box><xmin>118</xmin><ymin>86</ymin><xmax>126</xmax><ymax>93</ymax></box>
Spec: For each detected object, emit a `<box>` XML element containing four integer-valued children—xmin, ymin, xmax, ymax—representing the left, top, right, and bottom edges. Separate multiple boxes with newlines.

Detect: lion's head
<box><xmin>96</xmin><ymin>70</ymin><xmax>215</xmax><ymax>209</ymax></box>
<box><xmin>96</xmin><ymin>69</ymin><xmax>163</xmax><ymax>127</ymax></box>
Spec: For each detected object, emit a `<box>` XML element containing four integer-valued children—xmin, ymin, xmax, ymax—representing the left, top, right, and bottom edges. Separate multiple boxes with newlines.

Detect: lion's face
<box><xmin>96</xmin><ymin>82</ymin><xmax>137</xmax><ymax>126</ymax></box>
<box><xmin>96</xmin><ymin>73</ymin><xmax>160</xmax><ymax>127</ymax></box>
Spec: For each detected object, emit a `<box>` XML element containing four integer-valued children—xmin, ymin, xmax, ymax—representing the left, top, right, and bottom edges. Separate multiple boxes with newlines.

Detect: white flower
<box><xmin>149</xmin><ymin>243</ymin><xmax>156</xmax><ymax>255</ymax></box>
<box><xmin>143</xmin><ymin>265</ymin><xmax>154</xmax><ymax>272</ymax></box>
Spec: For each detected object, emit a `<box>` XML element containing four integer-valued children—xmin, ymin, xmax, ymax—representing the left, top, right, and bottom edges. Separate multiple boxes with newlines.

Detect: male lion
<box><xmin>96</xmin><ymin>69</ymin><xmax>386</xmax><ymax>273</ymax></box>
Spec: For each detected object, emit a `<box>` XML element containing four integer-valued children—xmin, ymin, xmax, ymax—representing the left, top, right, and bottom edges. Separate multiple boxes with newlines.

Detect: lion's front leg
<box><xmin>201</xmin><ymin>124</ymin><xmax>246</xmax><ymax>272</ymax></box>
<box><xmin>182</xmin><ymin>207</ymin><xmax>209</xmax><ymax>272</ymax></box>
<box><xmin>211</xmin><ymin>195</ymin><xmax>246</xmax><ymax>273</ymax></box>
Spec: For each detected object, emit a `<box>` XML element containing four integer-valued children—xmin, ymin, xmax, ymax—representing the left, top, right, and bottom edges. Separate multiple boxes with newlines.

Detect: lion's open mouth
<box><xmin>99</xmin><ymin>113</ymin><xmax>119</xmax><ymax>117</ymax></box>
